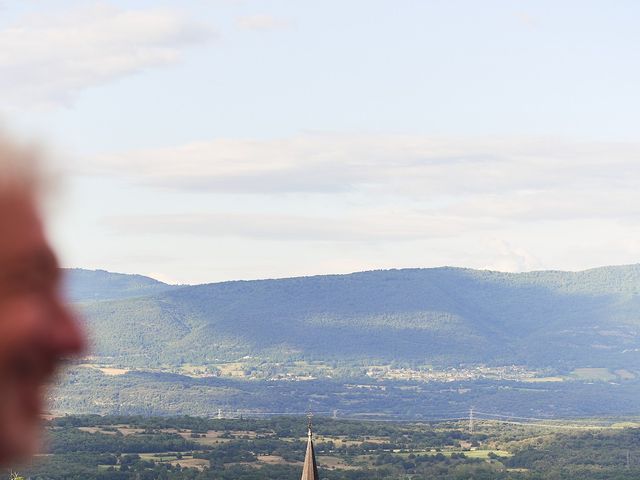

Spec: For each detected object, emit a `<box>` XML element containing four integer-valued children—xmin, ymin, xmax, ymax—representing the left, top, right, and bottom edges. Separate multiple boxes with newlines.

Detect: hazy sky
<box><xmin>3</xmin><ymin>1</ymin><xmax>640</xmax><ymax>284</ymax></box>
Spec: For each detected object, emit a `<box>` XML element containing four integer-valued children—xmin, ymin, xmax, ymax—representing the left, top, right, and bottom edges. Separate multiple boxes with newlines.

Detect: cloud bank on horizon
<box><xmin>2</xmin><ymin>1</ymin><xmax>640</xmax><ymax>284</ymax></box>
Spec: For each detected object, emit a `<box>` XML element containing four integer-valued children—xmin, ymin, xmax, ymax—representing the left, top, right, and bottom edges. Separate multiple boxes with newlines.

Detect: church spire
<box><xmin>301</xmin><ymin>413</ymin><xmax>319</xmax><ymax>480</ymax></box>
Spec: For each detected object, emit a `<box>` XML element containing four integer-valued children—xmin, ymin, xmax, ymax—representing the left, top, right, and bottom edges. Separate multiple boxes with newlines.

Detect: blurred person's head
<box><xmin>0</xmin><ymin>141</ymin><xmax>85</xmax><ymax>465</ymax></box>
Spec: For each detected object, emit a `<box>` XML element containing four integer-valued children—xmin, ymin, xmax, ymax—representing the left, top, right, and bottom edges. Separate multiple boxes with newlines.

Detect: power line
<box><xmin>207</xmin><ymin>409</ymin><xmax>638</xmax><ymax>429</ymax></box>
<box><xmin>475</xmin><ymin>418</ymin><xmax>612</xmax><ymax>429</ymax></box>
<box><xmin>474</xmin><ymin>411</ymin><xmax>565</xmax><ymax>421</ymax></box>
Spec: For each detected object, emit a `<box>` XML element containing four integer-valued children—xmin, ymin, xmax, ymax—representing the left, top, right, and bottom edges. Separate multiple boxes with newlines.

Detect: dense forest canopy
<box><xmin>66</xmin><ymin>265</ymin><xmax>640</xmax><ymax>369</ymax></box>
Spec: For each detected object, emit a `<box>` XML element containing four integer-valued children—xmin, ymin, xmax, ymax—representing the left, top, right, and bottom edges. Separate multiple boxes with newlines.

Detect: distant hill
<box><xmin>65</xmin><ymin>265</ymin><xmax>640</xmax><ymax>371</ymax></box>
<box><xmin>64</xmin><ymin>268</ymin><xmax>176</xmax><ymax>302</ymax></box>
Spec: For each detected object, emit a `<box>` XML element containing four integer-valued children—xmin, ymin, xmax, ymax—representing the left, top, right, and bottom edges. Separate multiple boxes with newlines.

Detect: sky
<box><xmin>3</xmin><ymin>1</ymin><xmax>640</xmax><ymax>284</ymax></box>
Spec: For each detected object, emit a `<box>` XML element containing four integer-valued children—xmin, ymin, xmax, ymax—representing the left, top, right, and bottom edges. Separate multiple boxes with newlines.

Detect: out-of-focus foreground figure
<box><xmin>0</xmin><ymin>142</ymin><xmax>86</xmax><ymax>465</ymax></box>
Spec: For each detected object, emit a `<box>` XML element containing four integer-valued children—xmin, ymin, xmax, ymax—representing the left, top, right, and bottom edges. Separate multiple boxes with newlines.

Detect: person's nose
<box><xmin>47</xmin><ymin>297</ymin><xmax>87</xmax><ymax>358</ymax></box>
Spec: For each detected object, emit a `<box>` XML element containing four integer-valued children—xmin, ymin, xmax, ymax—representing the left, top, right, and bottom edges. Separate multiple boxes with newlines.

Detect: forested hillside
<box><xmin>65</xmin><ymin>269</ymin><xmax>176</xmax><ymax>302</ymax></box>
<box><xmin>66</xmin><ymin>265</ymin><xmax>640</xmax><ymax>370</ymax></box>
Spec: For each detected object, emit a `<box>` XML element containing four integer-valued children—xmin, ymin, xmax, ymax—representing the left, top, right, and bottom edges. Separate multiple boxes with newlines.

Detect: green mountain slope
<box><xmin>65</xmin><ymin>265</ymin><xmax>640</xmax><ymax>370</ymax></box>
<box><xmin>65</xmin><ymin>268</ymin><xmax>176</xmax><ymax>302</ymax></box>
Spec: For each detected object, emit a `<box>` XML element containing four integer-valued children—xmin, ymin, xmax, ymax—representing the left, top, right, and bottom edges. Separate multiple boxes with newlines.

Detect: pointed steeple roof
<box><xmin>301</xmin><ymin>414</ymin><xmax>319</xmax><ymax>480</ymax></box>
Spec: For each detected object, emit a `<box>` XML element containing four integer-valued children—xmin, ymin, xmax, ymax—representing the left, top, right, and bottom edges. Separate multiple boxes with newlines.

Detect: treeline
<box><xmin>505</xmin><ymin>428</ymin><xmax>640</xmax><ymax>478</ymax></box>
<box><xmin>49</xmin><ymin>429</ymin><xmax>201</xmax><ymax>455</ymax></box>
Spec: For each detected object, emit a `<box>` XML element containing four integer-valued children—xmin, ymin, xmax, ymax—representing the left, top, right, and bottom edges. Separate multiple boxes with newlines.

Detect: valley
<box><xmin>58</xmin><ymin>266</ymin><xmax>640</xmax><ymax>419</ymax></box>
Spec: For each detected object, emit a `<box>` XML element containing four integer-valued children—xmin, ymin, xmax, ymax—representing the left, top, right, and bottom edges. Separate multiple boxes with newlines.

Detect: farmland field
<box><xmin>8</xmin><ymin>415</ymin><xmax>640</xmax><ymax>479</ymax></box>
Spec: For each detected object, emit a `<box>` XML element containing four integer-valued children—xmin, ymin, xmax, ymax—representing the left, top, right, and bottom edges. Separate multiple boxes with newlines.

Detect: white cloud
<box><xmin>235</xmin><ymin>14</ymin><xmax>290</xmax><ymax>31</ymax></box>
<box><xmin>483</xmin><ymin>239</ymin><xmax>542</xmax><ymax>272</ymax></box>
<box><xmin>104</xmin><ymin>210</ymin><xmax>493</xmax><ymax>242</ymax></box>
<box><xmin>86</xmin><ymin>134</ymin><xmax>640</xmax><ymax>247</ymax></box>
<box><xmin>0</xmin><ymin>4</ymin><xmax>213</xmax><ymax>108</ymax></box>
<box><xmin>72</xmin><ymin>133</ymin><xmax>640</xmax><ymax>277</ymax></box>
<box><xmin>87</xmin><ymin>134</ymin><xmax>640</xmax><ymax>204</ymax></box>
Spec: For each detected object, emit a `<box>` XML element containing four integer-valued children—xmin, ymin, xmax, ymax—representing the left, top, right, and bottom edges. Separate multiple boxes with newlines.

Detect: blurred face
<box><xmin>0</xmin><ymin>190</ymin><xmax>85</xmax><ymax>465</ymax></box>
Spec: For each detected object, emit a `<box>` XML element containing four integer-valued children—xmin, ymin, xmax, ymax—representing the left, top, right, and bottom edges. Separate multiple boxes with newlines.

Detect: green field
<box><xmin>571</xmin><ymin>367</ymin><xmax>617</xmax><ymax>381</ymax></box>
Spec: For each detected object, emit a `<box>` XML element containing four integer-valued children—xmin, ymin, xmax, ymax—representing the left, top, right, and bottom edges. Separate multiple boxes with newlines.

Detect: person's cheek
<box><xmin>0</xmin><ymin>299</ymin><xmax>41</xmax><ymax>371</ymax></box>
<box><xmin>0</xmin><ymin>298</ymin><xmax>49</xmax><ymax>392</ymax></box>
<box><xmin>0</xmin><ymin>298</ymin><xmax>54</xmax><ymax>461</ymax></box>
<box><xmin>0</xmin><ymin>371</ymin><xmax>42</xmax><ymax>463</ymax></box>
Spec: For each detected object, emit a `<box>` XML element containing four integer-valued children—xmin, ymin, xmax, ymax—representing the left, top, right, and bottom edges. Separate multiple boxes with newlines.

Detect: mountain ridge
<box><xmin>64</xmin><ymin>264</ymin><xmax>640</xmax><ymax>372</ymax></box>
<box><xmin>66</xmin><ymin>262</ymin><xmax>640</xmax><ymax>293</ymax></box>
